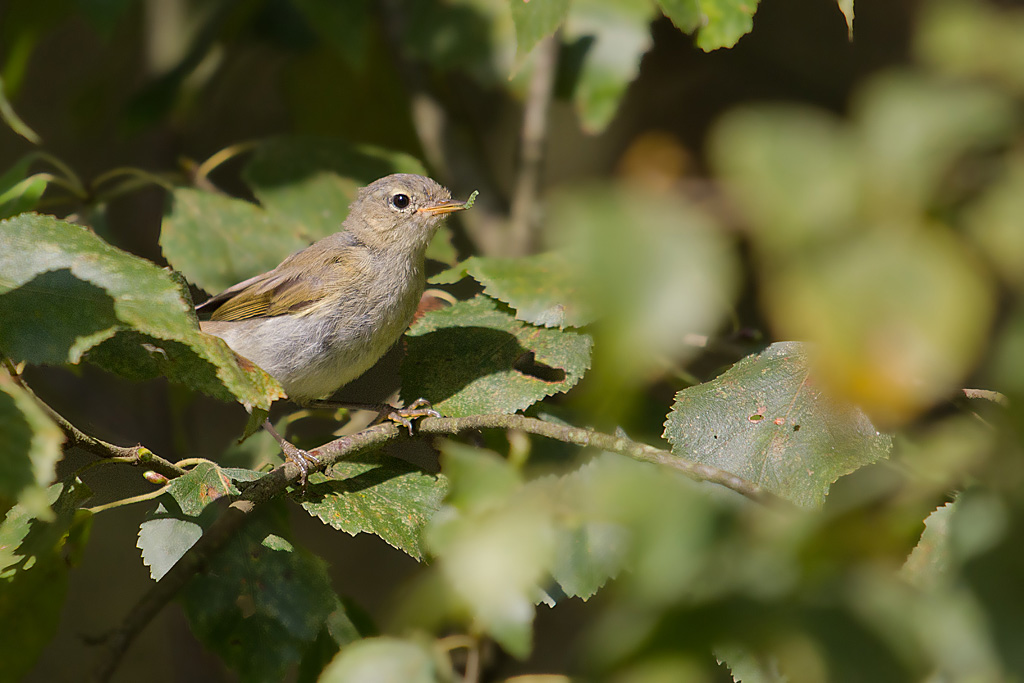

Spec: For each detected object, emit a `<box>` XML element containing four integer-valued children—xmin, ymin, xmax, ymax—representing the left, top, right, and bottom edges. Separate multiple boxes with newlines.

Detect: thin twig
<box><xmin>508</xmin><ymin>32</ymin><xmax>559</xmax><ymax>256</ymax></box>
<box><xmin>85</xmin><ymin>413</ymin><xmax>784</xmax><ymax>682</ymax></box>
<box><xmin>3</xmin><ymin>360</ymin><xmax>186</xmax><ymax>479</ymax></box>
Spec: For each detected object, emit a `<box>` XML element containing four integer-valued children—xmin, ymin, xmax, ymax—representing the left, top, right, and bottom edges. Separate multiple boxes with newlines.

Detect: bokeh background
<box><xmin>4</xmin><ymin>0</ymin><xmax>1023</xmax><ymax>680</ymax></box>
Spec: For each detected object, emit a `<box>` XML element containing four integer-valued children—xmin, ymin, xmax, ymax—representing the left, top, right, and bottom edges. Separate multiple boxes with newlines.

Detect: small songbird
<box><xmin>197</xmin><ymin>173</ymin><xmax>470</xmax><ymax>480</ymax></box>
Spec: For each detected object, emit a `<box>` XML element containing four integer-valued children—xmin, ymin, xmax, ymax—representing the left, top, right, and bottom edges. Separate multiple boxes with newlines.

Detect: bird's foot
<box><xmin>263</xmin><ymin>419</ymin><xmax>319</xmax><ymax>490</ymax></box>
<box><xmin>383</xmin><ymin>398</ymin><xmax>441</xmax><ymax>435</ymax></box>
<box><xmin>281</xmin><ymin>441</ymin><xmax>320</xmax><ymax>490</ymax></box>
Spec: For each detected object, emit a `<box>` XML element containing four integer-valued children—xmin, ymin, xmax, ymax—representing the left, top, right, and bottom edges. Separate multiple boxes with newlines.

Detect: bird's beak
<box><xmin>418</xmin><ymin>198</ymin><xmax>470</xmax><ymax>215</ymax></box>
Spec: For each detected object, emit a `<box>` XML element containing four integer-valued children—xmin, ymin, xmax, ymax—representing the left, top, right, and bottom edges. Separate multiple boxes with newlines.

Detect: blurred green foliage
<box><xmin>1</xmin><ymin>0</ymin><xmax>1023</xmax><ymax>682</ymax></box>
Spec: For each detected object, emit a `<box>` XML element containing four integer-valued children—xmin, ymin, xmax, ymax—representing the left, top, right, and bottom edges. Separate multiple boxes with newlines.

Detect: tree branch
<box><xmin>86</xmin><ymin>412</ymin><xmax>785</xmax><ymax>682</ymax></box>
<box><xmin>3</xmin><ymin>360</ymin><xmax>186</xmax><ymax>479</ymax></box>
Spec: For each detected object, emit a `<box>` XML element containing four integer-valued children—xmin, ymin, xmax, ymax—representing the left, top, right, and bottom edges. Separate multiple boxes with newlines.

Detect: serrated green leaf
<box><xmin>902</xmin><ymin>501</ymin><xmax>957</xmax><ymax>590</ymax></box>
<box><xmin>716</xmin><ymin>643</ymin><xmax>788</xmax><ymax>683</ymax></box>
<box><xmin>0</xmin><ymin>479</ymin><xmax>92</xmax><ymax>683</ymax></box>
<box><xmin>137</xmin><ymin>516</ymin><xmax>203</xmax><ymax>582</ymax></box>
<box><xmin>402</xmin><ymin>295</ymin><xmax>593</xmax><ymax>417</ymax></box>
<box><xmin>319</xmin><ymin>636</ymin><xmax>441</xmax><ymax>683</ymax></box>
<box><xmin>300</xmin><ymin>452</ymin><xmax>448</xmax><ymax>560</ymax></box>
<box><xmin>0</xmin><ymin>372</ymin><xmax>63</xmax><ymax>518</ymax></box>
<box><xmin>166</xmin><ymin>461</ymin><xmax>240</xmax><ymax>516</ymax></box>
<box><xmin>660</xmin><ymin>0</ymin><xmax>763</xmax><ymax>51</ymax></box>
<box><xmin>0</xmin><ymin>213</ymin><xmax>284</xmax><ymax>409</ymax></box>
<box><xmin>161</xmin><ymin>187</ymin><xmax>308</xmax><ymax>295</ymax></box>
<box><xmin>563</xmin><ymin>0</ymin><xmax>655</xmax><ymax>132</ymax></box>
<box><xmin>693</xmin><ymin>0</ymin><xmax>761</xmax><ymax>51</ymax></box>
<box><xmin>179</xmin><ymin>512</ymin><xmax>341</xmax><ymax>683</ymax></box>
<box><xmin>432</xmin><ymin>252</ymin><xmax>595</xmax><ymax>328</ymax></box>
<box><xmin>550</xmin><ymin>520</ymin><xmax>628</xmax><ymax>601</ymax></box>
<box><xmin>510</xmin><ymin>0</ymin><xmax>570</xmax><ymax>68</ymax></box>
<box><xmin>243</xmin><ymin>137</ymin><xmax>430</xmax><ymax>242</ymax></box>
<box><xmin>658</xmin><ymin>0</ymin><xmax>702</xmax><ymax>32</ymax></box>
<box><xmin>663</xmin><ymin>342</ymin><xmax>892</xmax><ymax>509</ymax></box>
<box><xmin>137</xmin><ymin>463</ymin><xmax>253</xmax><ymax>580</ymax></box>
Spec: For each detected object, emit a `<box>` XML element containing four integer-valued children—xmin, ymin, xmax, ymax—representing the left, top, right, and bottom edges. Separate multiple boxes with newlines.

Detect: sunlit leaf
<box><xmin>319</xmin><ymin>636</ymin><xmax>441</xmax><ymax>683</ymax></box>
<box><xmin>664</xmin><ymin>342</ymin><xmax>892</xmax><ymax>508</ymax></box>
<box><xmin>426</xmin><ymin>443</ymin><xmax>557</xmax><ymax>658</ymax></box>
<box><xmin>432</xmin><ymin>252</ymin><xmax>595</xmax><ymax>328</ymax></box>
<box><xmin>402</xmin><ymin>295</ymin><xmax>593</xmax><ymax>417</ymax></box>
<box><xmin>563</xmin><ymin>0</ymin><xmax>655</xmax><ymax>131</ymax></box>
<box><xmin>299</xmin><ymin>452</ymin><xmax>448</xmax><ymax>560</ymax></box>
<box><xmin>660</xmin><ymin>0</ymin><xmax>762</xmax><ymax>52</ymax></box>
<box><xmin>837</xmin><ymin>0</ymin><xmax>854</xmax><ymax>39</ymax></box>
<box><xmin>0</xmin><ymin>214</ymin><xmax>284</xmax><ymax>409</ymax></box>
<box><xmin>161</xmin><ymin>187</ymin><xmax>307</xmax><ymax>296</ymax></box>
<box><xmin>902</xmin><ymin>501</ymin><xmax>956</xmax><ymax>590</ymax></box>
<box><xmin>138</xmin><ymin>463</ymin><xmax>257</xmax><ymax>580</ymax></box>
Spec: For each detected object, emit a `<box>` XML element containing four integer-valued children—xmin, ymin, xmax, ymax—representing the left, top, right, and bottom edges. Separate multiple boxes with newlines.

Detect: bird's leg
<box><xmin>305</xmin><ymin>398</ymin><xmax>441</xmax><ymax>435</ymax></box>
<box><xmin>263</xmin><ymin>419</ymin><xmax>319</xmax><ymax>489</ymax></box>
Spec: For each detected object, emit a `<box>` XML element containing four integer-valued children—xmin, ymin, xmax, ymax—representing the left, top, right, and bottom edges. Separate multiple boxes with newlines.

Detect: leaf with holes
<box><xmin>299</xmin><ymin>452</ymin><xmax>448</xmax><ymax>560</ymax></box>
<box><xmin>663</xmin><ymin>342</ymin><xmax>892</xmax><ymax>508</ymax></box>
<box><xmin>432</xmin><ymin>252</ymin><xmax>594</xmax><ymax>328</ymax></box>
<box><xmin>401</xmin><ymin>295</ymin><xmax>593</xmax><ymax>417</ymax></box>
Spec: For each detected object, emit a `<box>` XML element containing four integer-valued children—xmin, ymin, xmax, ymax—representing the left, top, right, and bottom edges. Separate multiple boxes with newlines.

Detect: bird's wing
<box><xmin>197</xmin><ymin>233</ymin><xmax>361</xmax><ymax>322</ymax></box>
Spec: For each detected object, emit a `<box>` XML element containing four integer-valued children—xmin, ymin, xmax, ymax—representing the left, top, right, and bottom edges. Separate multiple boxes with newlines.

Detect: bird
<box><xmin>196</xmin><ymin>173</ymin><xmax>471</xmax><ymax>482</ymax></box>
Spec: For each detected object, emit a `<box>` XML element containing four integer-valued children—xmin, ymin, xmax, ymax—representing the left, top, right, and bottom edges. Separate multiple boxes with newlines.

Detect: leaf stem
<box><xmin>85</xmin><ymin>485</ymin><xmax>171</xmax><ymax>515</ymax></box>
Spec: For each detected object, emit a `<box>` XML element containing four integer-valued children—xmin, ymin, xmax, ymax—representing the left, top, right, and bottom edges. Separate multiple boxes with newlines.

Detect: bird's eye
<box><xmin>391</xmin><ymin>193</ymin><xmax>411</xmax><ymax>210</ymax></box>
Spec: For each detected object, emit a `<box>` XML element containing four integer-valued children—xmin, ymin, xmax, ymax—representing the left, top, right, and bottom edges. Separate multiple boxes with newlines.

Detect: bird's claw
<box><xmin>281</xmin><ymin>441</ymin><xmax>320</xmax><ymax>490</ymax></box>
<box><xmin>385</xmin><ymin>398</ymin><xmax>441</xmax><ymax>435</ymax></box>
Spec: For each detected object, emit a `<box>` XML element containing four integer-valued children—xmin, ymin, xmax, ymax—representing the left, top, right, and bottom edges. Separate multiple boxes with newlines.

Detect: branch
<box><xmin>508</xmin><ymin>32</ymin><xmax>559</xmax><ymax>256</ymax></box>
<box><xmin>86</xmin><ymin>412</ymin><xmax>784</xmax><ymax>682</ymax></box>
<box><xmin>3</xmin><ymin>359</ymin><xmax>185</xmax><ymax>478</ymax></box>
